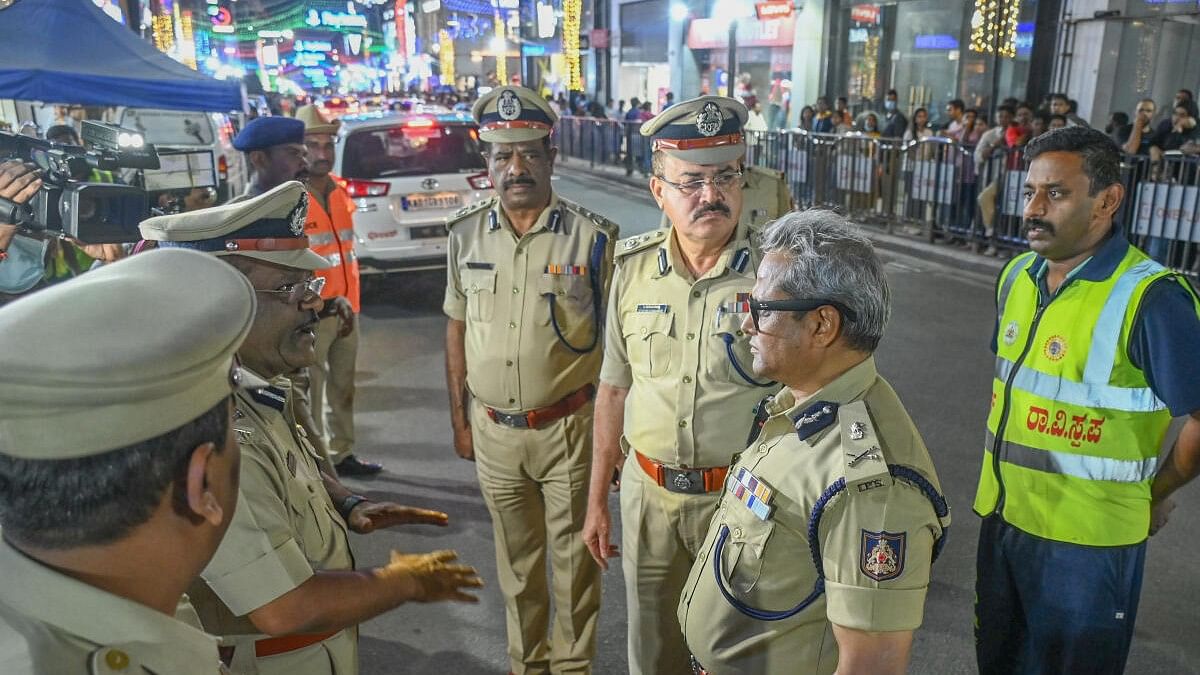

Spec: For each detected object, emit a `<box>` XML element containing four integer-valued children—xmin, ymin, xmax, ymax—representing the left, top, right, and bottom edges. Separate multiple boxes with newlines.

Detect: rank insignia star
<box><xmin>849</xmin><ymin>421</ymin><xmax>867</xmax><ymax>440</ymax></box>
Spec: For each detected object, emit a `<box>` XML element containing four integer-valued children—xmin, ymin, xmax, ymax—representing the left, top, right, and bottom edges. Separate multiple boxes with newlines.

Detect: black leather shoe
<box><xmin>335</xmin><ymin>455</ymin><xmax>383</xmax><ymax>477</ymax></box>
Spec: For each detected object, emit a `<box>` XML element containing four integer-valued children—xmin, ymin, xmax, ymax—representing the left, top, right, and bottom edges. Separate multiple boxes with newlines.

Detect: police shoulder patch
<box><xmin>860</xmin><ymin>529</ymin><xmax>906</xmax><ymax>581</ymax></box>
<box><xmin>615</xmin><ymin>228</ymin><xmax>668</xmax><ymax>260</ymax></box>
<box><xmin>445</xmin><ymin>196</ymin><xmax>497</xmax><ymax>233</ymax></box>
<box><xmin>560</xmin><ymin>198</ymin><xmax>619</xmax><ymax>237</ymax></box>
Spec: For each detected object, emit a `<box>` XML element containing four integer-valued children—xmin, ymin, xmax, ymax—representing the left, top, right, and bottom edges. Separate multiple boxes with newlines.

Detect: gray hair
<box><xmin>758</xmin><ymin>209</ymin><xmax>890</xmax><ymax>352</ymax></box>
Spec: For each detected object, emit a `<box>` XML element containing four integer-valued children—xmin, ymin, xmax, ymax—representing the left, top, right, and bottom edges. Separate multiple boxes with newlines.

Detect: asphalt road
<box><xmin>341</xmin><ymin>171</ymin><xmax>1200</xmax><ymax>674</ymax></box>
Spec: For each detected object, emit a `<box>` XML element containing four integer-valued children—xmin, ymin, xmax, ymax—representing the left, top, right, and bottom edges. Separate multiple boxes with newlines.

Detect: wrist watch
<box><xmin>337</xmin><ymin>494</ymin><xmax>369</xmax><ymax>520</ymax></box>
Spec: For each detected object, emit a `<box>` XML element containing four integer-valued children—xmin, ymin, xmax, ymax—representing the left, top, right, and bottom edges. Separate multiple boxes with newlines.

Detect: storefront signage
<box><xmin>687</xmin><ymin>16</ymin><xmax>794</xmax><ymax>49</ymax></box>
<box><xmin>292</xmin><ymin>52</ymin><xmax>327</xmax><ymax>67</ymax></box>
<box><xmin>849</xmin><ymin>4</ymin><xmax>879</xmax><ymax>25</ymax></box>
<box><xmin>755</xmin><ymin>1</ymin><xmax>792</xmax><ymax>20</ymax></box>
<box><xmin>848</xmin><ymin>28</ymin><xmax>869</xmax><ymax>43</ymax></box>
<box><xmin>421</xmin><ymin>0</ymin><xmax>440</xmax><ymax>11</ymax></box>
<box><xmin>305</xmin><ymin>9</ymin><xmax>368</xmax><ymax>29</ymax></box>
<box><xmin>914</xmin><ymin>34</ymin><xmax>958</xmax><ymax>50</ymax></box>
<box><xmin>294</xmin><ymin>39</ymin><xmax>334</xmax><ymax>52</ymax></box>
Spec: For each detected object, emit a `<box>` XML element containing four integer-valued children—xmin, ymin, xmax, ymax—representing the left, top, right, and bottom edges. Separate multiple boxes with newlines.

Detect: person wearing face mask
<box><xmin>141</xmin><ymin>182</ymin><xmax>483</xmax><ymax>675</ymax></box>
<box><xmin>974</xmin><ymin>127</ymin><xmax>1200</xmax><ymax>675</ymax></box>
<box><xmin>584</xmin><ymin>95</ymin><xmax>780</xmax><ymax>675</ymax></box>
<box><xmin>881</xmin><ymin>90</ymin><xmax>908</xmax><ymax>139</ymax></box>
<box><xmin>861</xmin><ymin>113</ymin><xmax>880</xmax><ymax>137</ymax></box>
<box><xmin>443</xmin><ymin>85</ymin><xmax>619</xmax><ymax>675</ymax></box>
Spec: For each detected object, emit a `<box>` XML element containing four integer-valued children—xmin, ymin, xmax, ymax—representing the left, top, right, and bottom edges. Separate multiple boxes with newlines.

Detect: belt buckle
<box><xmin>493</xmin><ymin>410</ymin><xmax>529</xmax><ymax>428</ymax></box>
<box><xmin>663</xmin><ymin>467</ymin><xmax>705</xmax><ymax>494</ymax></box>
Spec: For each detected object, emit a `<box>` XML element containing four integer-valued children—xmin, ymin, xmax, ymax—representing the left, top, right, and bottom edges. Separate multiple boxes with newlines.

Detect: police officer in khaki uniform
<box><xmin>443</xmin><ymin>85</ymin><xmax>618</xmax><ymax>675</ymax></box>
<box><xmin>141</xmin><ymin>182</ymin><xmax>484</xmax><ymax>675</ymax></box>
<box><xmin>582</xmin><ymin>96</ymin><xmax>777</xmax><ymax>675</ymax></box>
<box><xmin>0</xmin><ymin>248</ymin><xmax>262</xmax><ymax>674</ymax></box>
<box><xmin>678</xmin><ymin>210</ymin><xmax>950</xmax><ymax>674</ymax></box>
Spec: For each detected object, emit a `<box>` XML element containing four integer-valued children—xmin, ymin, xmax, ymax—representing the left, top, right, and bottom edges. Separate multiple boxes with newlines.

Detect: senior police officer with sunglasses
<box><xmin>678</xmin><ymin>209</ymin><xmax>950</xmax><ymax>675</ymax></box>
<box><xmin>141</xmin><ymin>182</ymin><xmax>483</xmax><ymax>675</ymax></box>
<box><xmin>582</xmin><ymin>96</ymin><xmax>779</xmax><ymax>675</ymax></box>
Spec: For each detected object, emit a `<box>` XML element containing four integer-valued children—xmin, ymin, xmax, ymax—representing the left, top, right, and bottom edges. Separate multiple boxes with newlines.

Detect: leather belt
<box><xmin>634</xmin><ymin>450</ymin><xmax>728</xmax><ymax>495</ymax></box>
<box><xmin>255</xmin><ymin>630</ymin><xmax>340</xmax><ymax>658</ymax></box>
<box><xmin>485</xmin><ymin>384</ymin><xmax>594</xmax><ymax>430</ymax></box>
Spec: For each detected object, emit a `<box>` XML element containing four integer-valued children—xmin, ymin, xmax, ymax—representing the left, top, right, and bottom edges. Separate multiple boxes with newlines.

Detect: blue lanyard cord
<box><xmin>710</xmin><ymin>466</ymin><xmax>949</xmax><ymax>622</ymax></box>
<box><xmin>719</xmin><ymin>332</ymin><xmax>776</xmax><ymax>387</ymax></box>
<box><xmin>544</xmin><ymin>232</ymin><xmax>608</xmax><ymax>354</ymax></box>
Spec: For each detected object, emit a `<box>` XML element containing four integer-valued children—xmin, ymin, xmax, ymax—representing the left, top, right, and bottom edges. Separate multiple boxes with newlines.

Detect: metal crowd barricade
<box><xmin>1126</xmin><ymin>152</ymin><xmax>1200</xmax><ymax>276</ymax></box>
<box><xmin>976</xmin><ymin>145</ymin><xmax>1030</xmax><ymax>253</ymax></box>
<box><xmin>894</xmin><ymin>137</ymin><xmax>977</xmax><ymax>242</ymax></box>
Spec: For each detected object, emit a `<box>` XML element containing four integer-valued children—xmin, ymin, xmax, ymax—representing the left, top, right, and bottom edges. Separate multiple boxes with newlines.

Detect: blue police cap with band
<box><xmin>639</xmin><ymin>95</ymin><xmax>749</xmax><ymax>165</ymax></box>
<box><xmin>471</xmin><ymin>86</ymin><xmax>559</xmax><ymax>143</ymax></box>
<box><xmin>232</xmin><ymin>116</ymin><xmax>306</xmax><ymax>152</ymax></box>
<box><xmin>138</xmin><ymin>181</ymin><xmax>329</xmax><ymax>271</ymax></box>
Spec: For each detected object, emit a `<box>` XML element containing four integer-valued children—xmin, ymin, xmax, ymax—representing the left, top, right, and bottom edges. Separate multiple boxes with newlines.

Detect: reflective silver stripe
<box><xmin>997</xmin><ymin>251</ymin><xmax>1036</xmax><ymax>311</ymax></box>
<box><xmin>308</xmin><ymin>233</ymin><xmax>335</xmax><ymax>246</ymax></box>
<box><xmin>337</xmin><ymin>229</ymin><xmax>355</xmax><ymax>241</ymax></box>
<box><xmin>347</xmin><ymin>250</ymin><xmax>357</xmax><ymax>262</ymax></box>
<box><xmin>327</xmin><ymin>252</ymin><xmax>342</xmax><ymax>267</ymax></box>
<box><xmin>985</xmin><ymin>431</ymin><xmax>1158</xmax><ymax>483</ymax></box>
<box><xmin>1082</xmin><ymin>260</ymin><xmax>1167</xmax><ymax>385</ymax></box>
<box><xmin>995</xmin><ymin>358</ymin><xmax>1165</xmax><ymax>412</ymax></box>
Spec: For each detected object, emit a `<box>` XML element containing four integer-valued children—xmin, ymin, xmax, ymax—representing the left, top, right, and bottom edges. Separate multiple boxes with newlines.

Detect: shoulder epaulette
<box><xmin>615</xmin><ymin>228</ymin><xmax>668</xmax><ymax>260</ymax></box>
<box><xmin>445</xmin><ymin>196</ymin><xmax>497</xmax><ymax>232</ymax></box>
<box><xmin>560</xmin><ymin>198</ymin><xmax>620</xmax><ymax>237</ymax></box>
<box><xmin>746</xmin><ymin>164</ymin><xmax>785</xmax><ymax>181</ymax></box>
<box><xmin>838</xmin><ymin>400</ymin><xmax>890</xmax><ymax>490</ymax></box>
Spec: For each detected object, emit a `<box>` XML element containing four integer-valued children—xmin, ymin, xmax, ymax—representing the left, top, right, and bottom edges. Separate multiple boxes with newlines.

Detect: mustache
<box><xmin>295</xmin><ymin>169</ymin><xmax>310</xmax><ymax>181</ymax></box>
<box><xmin>1023</xmin><ymin>218</ymin><xmax>1055</xmax><ymax>234</ymax></box>
<box><xmin>693</xmin><ymin>201</ymin><xmax>731</xmax><ymax>220</ymax></box>
<box><xmin>503</xmin><ymin>177</ymin><xmax>537</xmax><ymax>189</ymax></box>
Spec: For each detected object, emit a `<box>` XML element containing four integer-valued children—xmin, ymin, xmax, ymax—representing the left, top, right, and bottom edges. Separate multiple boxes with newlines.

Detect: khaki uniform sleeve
<box><xmin>443</xmin><ymin>230</ymin><xmax>466</xmax><ymax>321</ymax></box>
<box><xmin>599</xmin><ymin>263</ymin><xmax>632</xmax><ymax>387</ymax></box>
<box><xmin>819</xmin><ymin>478</ymin><xmax>942</xmax><ymax>632</ymax></box>
<box><xmin>200</xmin><ymin>440</ymin><xmax>314</xmax><ymax>615</ymax></box>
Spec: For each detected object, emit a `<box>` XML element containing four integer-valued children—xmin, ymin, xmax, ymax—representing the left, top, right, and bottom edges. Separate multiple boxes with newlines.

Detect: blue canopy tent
<box><xmin>0</xmin><ymin>0</ymin><xmax>243</xmax><ymax>112</ymax></box>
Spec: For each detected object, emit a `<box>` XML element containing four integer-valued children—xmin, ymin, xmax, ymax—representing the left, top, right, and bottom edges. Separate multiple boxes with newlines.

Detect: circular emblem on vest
<box><xmin>1043</xmin><ymin>335</ymin><xmax>1067</xmax><ymax>361</ymax></box>
<box><xmin>1003</xmin><ymin>320</ymin><xmax>1019</xmax><ymax>346</ymax></box>
<box><xmin>497</xmin><ymin>90</ymin><xmax>523</xmax><ymax>121</ymax></box>
<box><xmin>695</xmin><ymin>102</ymin><xmax>724</xmax><ymax>137</ymax></box>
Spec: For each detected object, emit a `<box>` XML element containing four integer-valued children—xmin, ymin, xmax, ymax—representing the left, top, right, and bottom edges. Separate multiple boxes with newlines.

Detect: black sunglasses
<box><xmin>748</xmin><ymin>296</ymin><xmax>858</xmax><ymax>332</ymax></box>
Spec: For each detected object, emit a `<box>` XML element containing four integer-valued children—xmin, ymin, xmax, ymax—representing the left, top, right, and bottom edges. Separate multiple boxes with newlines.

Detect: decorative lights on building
<box><xmin>439</xmin><ymin>29</ymin><xmax>455</xmax><ymax>84</ymax></box>
<box><xmin>494</xmin><ymin>13</ymin><xmax>506</xmax><ymax>82</ymax></box>
<box><xmin>179</xmin><ymin>10</ymin><xmax>198</xmax><ymax>69</ymax></box>
<box><xmin>562</xmin><ymin>0</ymin><xmax>582</xmax><ymax>90</ymax></box>
<box><xmin>969</xmin><ymin>0</ymin><xmax>1019</xmax><ymax>58</ymax></box>
<box><xmin>153</xmin><ymin>12</ymin><xmax>176</xmax><ymax>53</ymax></box>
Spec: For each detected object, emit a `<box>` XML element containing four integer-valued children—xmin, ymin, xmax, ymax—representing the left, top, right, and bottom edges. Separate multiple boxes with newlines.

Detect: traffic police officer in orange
<box><xmin>583</xmin><ymin>96</ymin><xmax>775</xmax><ymax>675</ymax></box>
<box><xmin>294</xmin><ymin>104</ymin><xmax>380</xmax><ymax>477</ymax></box>
<box><xmin>444</xmin><ymin>85</ymin><xmax>618</xmax><ymax>674</ymax></box>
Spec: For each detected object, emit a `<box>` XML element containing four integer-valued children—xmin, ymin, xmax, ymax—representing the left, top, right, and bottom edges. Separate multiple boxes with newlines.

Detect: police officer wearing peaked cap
<box><xmin>444</xmin><ymin>84</ymin><xmax>619</xmax><ymax>674</ymax></box>
<box><xmin>0</xmin><ymin>248</ymin><xmax>265</xmax><ymax>675</ymax></box>
<box><xmin>142</xmin><ymin>182</ymin><xmax>484</xmax><ymax>675</ymax></box>
<box><xmin>677</xmin><ymin>210</ymin><xmax>949</xmax><ymax>675</ymax></box>
<box><xmin>583</xmin><ymin>95</ymin><xmax>778</xmax><ymax>675</ymax></box>
<box><xmin>232</xmin><ymin>116</ymin><xmax>310</xmax><ymax>200</ymax></box>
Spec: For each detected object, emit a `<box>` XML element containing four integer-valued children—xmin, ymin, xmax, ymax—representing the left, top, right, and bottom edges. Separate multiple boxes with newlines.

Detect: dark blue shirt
<box><xmin>990</xmin><ymin>230</ymin><xmax>1200</xmax><ymax>417</ymax></box>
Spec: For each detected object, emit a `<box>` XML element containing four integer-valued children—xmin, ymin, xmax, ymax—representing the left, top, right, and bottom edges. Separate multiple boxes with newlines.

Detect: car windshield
<box><xmin>119</xmin><ymin>110</ymin><xmax>214</xmax><ymax>146</ymax></box>
<box><xmin>342</xmin><ymin>124</ymin><xmax>485</xmax><ymax>179</ymax></box>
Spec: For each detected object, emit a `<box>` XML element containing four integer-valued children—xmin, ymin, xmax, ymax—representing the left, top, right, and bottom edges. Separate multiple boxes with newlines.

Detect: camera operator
<box><xmin>0</xmin><ymin>159</ymin><xmax>41</xmax><ymax>255</ymax></box>
<box><xmin>0</xmin><ymin>159</ymin><xmax>45</xmax><ymax>305</ymax></box>
<box><xmin>39</xmin><ymin>125</ymin><xmax>126</xmax><ymax>275</ymax></box>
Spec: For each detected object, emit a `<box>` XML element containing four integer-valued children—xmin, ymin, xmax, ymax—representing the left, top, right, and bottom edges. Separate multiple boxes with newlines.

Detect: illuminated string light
<box><xmin>562</xmin><ymin>0</ymin><xmax>582</xmax><ymax>90</ymax></box>
<box><xmin>440</xmin><ymin>29</ymin><xmax>455</xmax><ymax>84</ymax></box>
<box><xmin>153</xmin><ymin>13</ymin><xmax>175</xmax><ymax>53</ymax></box>
<box><xmin>494</xmin><ymin>13</ymin><xmax>506</xmax><ymax>83</ymax></box>
<box><xmin>969</xmin><ymin>0</ymin><xmax>1019</xmax><ymax>58</ymax></box>
<box><xmin>180</xmin><ymin>10</ymin><xmax>198</xmax><ymax>69</ymax></box>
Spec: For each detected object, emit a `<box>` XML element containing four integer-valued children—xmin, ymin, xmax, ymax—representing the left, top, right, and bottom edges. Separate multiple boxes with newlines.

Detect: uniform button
<box><xmin>686</xmin><ymin>332</ymin><xmax>695</xmax><ymax>340</ymax></box>
<box><xmin>508</xmin><ymin>398</ymin><xmax>516</xmax><ymax>404</ymax></box>
<box><xmin>758</xmin><ymin>443</ymin><xmax>768</xmax><ymax>453</ymax></box>
<box><xmin>640</xmin><ymin>327</ymin><xmax>649</xmax><ymax>335</ymax></box>
<box><xmin>512</xmin><ymin>287</ymin><xmax>520</xmax><ymax>294</ymax></box>
<box><xmin>470</xmin><ymin>284</ymin><xmax>479</xmax><ymax>291</ymax></box>
<box><xmin>509</xmin><ymin>321</ymin><xmax>517</xmax><ymax>329</ymax></box>
<box><xmin>692</xmin><ymin>290</ymin><xmax>701</xmax><ymax>298</ymax></box>
<box><xmin>678</xmin><ymin>420</ymin><xmax>688</xmax><ymax>428</ymax></box>
<box><xmin>506</xmin><ymin>360</ymin><xmax>514</xmax><ymax>366</ymax></box>
<box><xmin>105</xmin><ymin>649</ymin><xmax>130</xmax><ymax>670</ymax></box>
<box><xmin>733</xmin><ymin>527</ymin><xmax>743</xmax><ymax>538</ymax></box>
<box><xmin>682</xmin><ymin>375</ymin><xmax>692</xmax><ymax>383</ymax></box>
<box><xmin>736</xmin><ymin>330</ymin><xmax>744</xmax><ymax>336</ymax></box>
<box><xmin>699</xmin><ymin>550</ymin><xmax>707</xmax><ymax>562</ymax></box>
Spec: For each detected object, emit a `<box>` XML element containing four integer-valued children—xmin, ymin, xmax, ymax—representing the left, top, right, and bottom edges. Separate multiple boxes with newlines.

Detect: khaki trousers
<box><xmin>471</xmin><ymin>398</ymin><xmax>602</xmax><ymax>675</ymax></box>
<box><xmin>619</xmin><ymin>453</ymin><xmax>721</xmax><ymax>675</ymax></box>
<box><xmin>309</xmin><ymin>313</ymin><xmax>358</xmax><ymax>464</ymax></box>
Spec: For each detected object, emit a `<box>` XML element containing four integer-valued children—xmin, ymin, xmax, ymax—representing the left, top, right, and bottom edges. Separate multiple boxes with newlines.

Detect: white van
<box><xmin>117</xmin><ymin>108</ymin><xmax>248</xmax><ymax>202</ymax></box>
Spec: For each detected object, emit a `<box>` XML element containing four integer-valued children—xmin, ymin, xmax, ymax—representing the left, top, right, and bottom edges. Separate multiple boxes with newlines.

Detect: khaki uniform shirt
<box><xmin>443</xmin><ymin>193</ymin><xmax>618</xmax><ymax>410</ymax></box>
<box><xmin>190</xmin><ymin>372</ymin><xmax>356</xmax><ymax>674</ymax></box>
<box><xmin>678</xmin><ymin>358</ymin><xmax>950</xmax><ymax>674</ymax></box>
<box><xmin>600</xmin><ymin>223</ymin><xmax>776</xmax><ymax>468</ymax></box>
<box><xmin>0</xmin><ymin>539</ymin><xmax>225</xmax><ymax>675</ymax></box>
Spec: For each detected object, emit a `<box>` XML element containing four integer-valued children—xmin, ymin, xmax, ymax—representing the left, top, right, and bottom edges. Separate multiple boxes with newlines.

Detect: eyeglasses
<box><xmin>255</xmin><ymin>276</ymin><xmax>325</xmax><ymax>305</ymax></box>
<box><xmin>747</xmin><ymin>296</ymin><xmax>858</xmax><ymax>332</ymax></box>
<box><xmin>655</xmin><ymin>170</ymin><xmax>743</xmax><ymax>197</ymax></box>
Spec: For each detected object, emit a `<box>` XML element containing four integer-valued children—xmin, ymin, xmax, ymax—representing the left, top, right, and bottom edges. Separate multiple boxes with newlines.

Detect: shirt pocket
<box><xmin>622</xmin><ymin>310</ymin><xmax>675</xmax><ymax>378</ymax></box>
<box><xmin>537</xmin><ymin>273</ymin><xmax>594</xmax><ymax>326</ymax></box>
<box><xmin>461</xmin><ymin>268</ymin><xmax>497</xmax><ymax>322</ymax></box>
<box><xmin>708</xmin><ymin>310</ymin><xmax>754</xmax><ymax>385</ymax></box>
<box><xmin>714</xmin><ymin>502</ymin><xmax>776</xmax><ymax>595</ymax></box>
<box><xmin>286</xmin><ymin>476</ymin><xmax>339</xmax><ymax>563</ymax></box>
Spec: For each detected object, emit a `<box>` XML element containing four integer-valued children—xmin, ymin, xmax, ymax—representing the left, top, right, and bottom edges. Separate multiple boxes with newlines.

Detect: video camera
<box><xmin>0</xmin><ymin>120</ymin><xmax>160</xmax><ymax>244</ymax></box>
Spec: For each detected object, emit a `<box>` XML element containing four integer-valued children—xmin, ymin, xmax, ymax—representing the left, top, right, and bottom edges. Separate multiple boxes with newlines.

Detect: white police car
<box><xmin>333</xmin><ymin>111</ymin><xmax>491</xmax><ymax>272</ymax></box>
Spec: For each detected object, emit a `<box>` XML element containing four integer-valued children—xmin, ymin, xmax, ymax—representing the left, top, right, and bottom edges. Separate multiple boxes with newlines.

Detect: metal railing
<box><xmin>554</xmin><ymin>116</ymin><xmax>1200</xmax><ymax>280</ymax></box>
